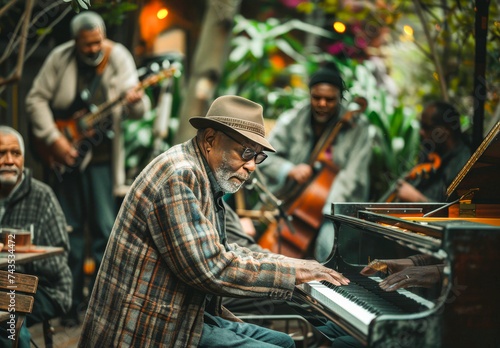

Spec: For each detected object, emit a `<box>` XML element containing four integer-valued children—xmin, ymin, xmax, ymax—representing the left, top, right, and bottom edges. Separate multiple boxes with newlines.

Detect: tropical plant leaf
<box><xmin>229</xmin><ymin>37</ymin><xmax>251</xmax><ymax>62</ymax></box>
<box><xmin>77</xmin><ymin>0</ymin><xmax>89</xmax><ymax>10</ymax></box>
<box><xmin>275</xmin><ymin>39</ymin><xmax>305</xmax><ymax>63</ymax></box>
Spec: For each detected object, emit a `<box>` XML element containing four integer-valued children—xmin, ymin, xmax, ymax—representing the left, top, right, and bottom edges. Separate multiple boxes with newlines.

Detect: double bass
<box><xmin>258</xmin><ymin>99</ymin><xmax>367</xmax><ymax>258</ymax></box>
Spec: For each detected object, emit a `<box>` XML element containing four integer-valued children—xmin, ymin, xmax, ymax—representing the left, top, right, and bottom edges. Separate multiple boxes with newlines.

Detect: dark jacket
<box><xmin>1</xmin><ymin>168</ymin><xmax>71</xmax><ymax>313</ymax></box>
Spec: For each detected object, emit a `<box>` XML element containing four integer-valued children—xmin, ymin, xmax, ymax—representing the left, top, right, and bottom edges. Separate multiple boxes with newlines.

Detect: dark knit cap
<box><xmin>308</xmin><ymin>62</ymin><xmax>345</xmax><ymax>94</ymax></box>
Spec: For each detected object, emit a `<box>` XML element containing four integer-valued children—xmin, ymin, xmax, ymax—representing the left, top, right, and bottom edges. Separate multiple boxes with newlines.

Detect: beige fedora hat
<box><xmin>189</xmin><ymin>95</ymin><xmax>276</xmax><ymax>152</ymax></box>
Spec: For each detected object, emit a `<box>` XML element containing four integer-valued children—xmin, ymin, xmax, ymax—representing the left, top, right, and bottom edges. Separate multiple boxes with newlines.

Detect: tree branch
<box><xmin>0</xmin><ymin>0</ymin><xmax>21</xmax><ymax>17</ymax></box>
<box><xmin>0</xmin><ymin>0</ymin><xmax>34</xmax><ymax>87</ymax></box>
<box><xmin>412</xmin><ymin>0</ymin><xmax>449</xmax><ymax>101</ymax></box>
<box><xmin>0</xmin><ymin>0</ymin><xmax>71</xmax><ymax>90</ymax></box>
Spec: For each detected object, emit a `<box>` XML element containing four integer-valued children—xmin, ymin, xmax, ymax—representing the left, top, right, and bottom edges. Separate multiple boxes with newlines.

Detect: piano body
<box><xmin>290</xmin><ymin>122</ymin><xmax>500</xmax><ymax>347</ymax></box>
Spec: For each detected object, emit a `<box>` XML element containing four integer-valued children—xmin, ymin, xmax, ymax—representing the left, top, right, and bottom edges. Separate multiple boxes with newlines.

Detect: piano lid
<box><xmin>446</xmin><ymin>121</ymin><xmax>500</xmax><ymax>202</ymax></box>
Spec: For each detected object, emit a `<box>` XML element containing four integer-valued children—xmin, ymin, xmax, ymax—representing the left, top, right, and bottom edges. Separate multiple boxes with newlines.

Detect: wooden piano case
<box><xmin>295</xmin><ymin>122</ymin><xmax>500</xmax><ymax>347</ymax></box>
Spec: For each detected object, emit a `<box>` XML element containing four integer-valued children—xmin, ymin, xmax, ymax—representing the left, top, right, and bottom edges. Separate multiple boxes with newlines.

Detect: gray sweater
<box><xmin>258</xmin><ymin>102</ymin><xmax>373</xmax><ymax>212</ymax></box>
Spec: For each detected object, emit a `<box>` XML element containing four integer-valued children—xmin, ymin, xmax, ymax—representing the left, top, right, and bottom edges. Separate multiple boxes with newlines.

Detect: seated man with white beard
<box><xmin>0</xmin><ymin>126</ymin><xmax>71</xmax><ymax>348</ymax></box>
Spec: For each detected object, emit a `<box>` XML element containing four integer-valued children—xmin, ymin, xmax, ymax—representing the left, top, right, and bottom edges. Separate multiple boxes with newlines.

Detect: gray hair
<box><xmin>70</xmin><ymin>11</ymin><xmax>106</xmax><ymax>38</ymax></box>
<box><xmin>0</xmin><ymin>126</ymin><xmax>24</xmax><ymax>156</ymax></box>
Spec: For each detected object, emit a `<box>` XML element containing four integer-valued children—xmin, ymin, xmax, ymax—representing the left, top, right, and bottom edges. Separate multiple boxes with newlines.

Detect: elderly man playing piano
<box><xmin>79</xmin><ymin>95</ymin><xmax>349</xmax><ymax>347</ymax></box>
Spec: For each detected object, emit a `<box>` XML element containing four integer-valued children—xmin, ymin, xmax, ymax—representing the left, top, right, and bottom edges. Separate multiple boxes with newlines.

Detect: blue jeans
<box><xmin>316</xmin><ymin>321</ymin><xmax>363</xmax><ymax>348</ymax></box>
<box><xmin>50</xmin><ymin>163</ymin><xmax>116</xmax><ymax>310</ymax></box>
<box><xmin>199</xmin><ymin>312</ymin><xmax>295</xmax><ymax>348</ymax></box>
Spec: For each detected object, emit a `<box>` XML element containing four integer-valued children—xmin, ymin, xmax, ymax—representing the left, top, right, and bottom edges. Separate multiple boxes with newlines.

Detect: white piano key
<box><xmin>302</xmin><ymin>281</ymin><xmax>376</xmax><ymax>335</ymax></box>
<box><xmin>370</xmin><ymin>276</ymin><xmax>435</xmax><ymax>309</ymax></box>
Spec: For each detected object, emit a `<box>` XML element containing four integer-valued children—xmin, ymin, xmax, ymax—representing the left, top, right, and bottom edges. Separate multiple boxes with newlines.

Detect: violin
<box><xmin>381</xmin><ymin>152</ymin><xmax>442</xmax><ymax>203</ymax></box>
<box><xmin>406</xmin><ymin>152</ymin><xmax>442</xmax><ymax>180</ymax></box>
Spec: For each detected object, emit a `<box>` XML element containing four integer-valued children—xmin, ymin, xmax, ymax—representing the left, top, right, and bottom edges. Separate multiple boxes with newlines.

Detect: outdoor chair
<box><xmin>0</xmin><ymin>270</ymin><xmax>38</xmax><ymax>348</ymax></box>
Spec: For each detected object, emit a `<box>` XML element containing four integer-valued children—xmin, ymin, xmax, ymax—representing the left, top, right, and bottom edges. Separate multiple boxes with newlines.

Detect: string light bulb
<box><xmin>403</xmin><ymin>25</ymin><xmax>414</xmax><ymax>36</ymax></box>
<box><xmin>157</xmin><ymin>8</ymin><xmax>168</xmax><ymax>19</ymax></box>
<box><xmin>333</xmin><ymin>22</ymin><xmax>346</xmax><ymax>33</ymax></box>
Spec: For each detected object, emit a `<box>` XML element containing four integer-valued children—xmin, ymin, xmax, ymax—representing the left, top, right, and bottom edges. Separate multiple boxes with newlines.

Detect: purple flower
<box><xmin>280</xmin><ymin>0</ymin><xmax>306</xmax><ymax>8</ymax></box>
<box><xmin>328</xmin><ymin>42</ymin><xmax>346</xmax><ymax>55</ymax></box>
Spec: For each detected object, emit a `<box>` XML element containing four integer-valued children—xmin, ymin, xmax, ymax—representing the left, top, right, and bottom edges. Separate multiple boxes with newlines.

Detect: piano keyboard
<box><xmin>298</xmin><ymin>273</ymin><xmax>434</xmax><ymax>336</ymax></box>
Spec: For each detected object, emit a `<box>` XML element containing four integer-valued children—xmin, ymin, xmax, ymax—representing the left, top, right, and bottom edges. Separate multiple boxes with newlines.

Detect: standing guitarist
<box><xmin>26</xmin><ymin>11</ymin><xmax>150</xmax><ymax>325</ymax></box>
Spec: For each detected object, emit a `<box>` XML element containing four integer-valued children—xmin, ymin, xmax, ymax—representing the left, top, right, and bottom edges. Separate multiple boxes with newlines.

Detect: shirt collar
<box><xmin>195</xmin><ymin>139</ymin><xmax>225</xmax><ymax>200</ymax></box>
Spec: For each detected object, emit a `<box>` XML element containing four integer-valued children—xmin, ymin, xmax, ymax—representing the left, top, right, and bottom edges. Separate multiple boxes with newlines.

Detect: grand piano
<box><xmin>290</xmin><ymin>121</ymin><xmax>500</xmax><ymax>347</ymax></box>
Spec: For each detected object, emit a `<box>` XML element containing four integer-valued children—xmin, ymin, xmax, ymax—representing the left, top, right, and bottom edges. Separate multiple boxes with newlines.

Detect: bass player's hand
<box><xmin>50</xmin><ymin>136</ymin><xmax>78</xmax><ymax>167</ymax></box>
<box><xmin>287</xmin><ymin>164</ymin><xmax>313</xmax><ymax>185</ymax></box>
<box><xmin>394</xmin><ymin>180</ymin><xmax>428</xmax><ymax>203</ymax></box>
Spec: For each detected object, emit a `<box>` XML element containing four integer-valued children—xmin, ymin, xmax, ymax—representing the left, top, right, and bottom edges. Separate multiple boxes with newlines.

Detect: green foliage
<box><xmin>335</xmin><ymin>60</ymin><xmax>421</xmax><ymax>200</ymax></box>
<box><xmin>61</xmin><ymin>0</ymin><xmax>139</xmax><ymax>25</ymax></box>
<box><xmin>122</xmin><ymin>67</ymin><xmax>184</xmax><ymax>182</ymax></box>
<box><xmin>218</xmin><ymin>14</ymin><xmax>422</xmax><ymax>201</ymax></box>
<box><xmin>92</xmin><ymin>1</ymin><xmax>139</xmax><ymax>26</ymax></box>
<box><xmin>217</xmin><ymin>15</ymin><xmax>335</xmax><ymax>119</ymax></box>
<box><xmin>122</xmin><ymin>108</ymin><xmax>156</xmax><ymax>172</ymax></box>
<box><xmin>63</xmin><ymin>0</ymin><xmax>90</xmax><ymax>13</ymax></box>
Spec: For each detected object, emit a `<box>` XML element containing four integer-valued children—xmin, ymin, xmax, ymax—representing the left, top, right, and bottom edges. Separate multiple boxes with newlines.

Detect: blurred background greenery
<box><xmin>2</xmin><ymin>0</ymin><xmax>499</xmax><ymax>201</ymax></box>
<box><xmin>120</xmin><ymin>0</ymin><xmax>499</xmax><ymax>200</ymax></box>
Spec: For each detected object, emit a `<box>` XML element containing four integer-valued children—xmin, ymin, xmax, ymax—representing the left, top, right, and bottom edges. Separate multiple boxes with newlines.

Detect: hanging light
<box><xmin>139</xmin><ymin>0</ymin><xmax>170</xmax><ymax>49</ymax></box>
<box><xmin>157</xmin><ymin>8</ymin><xmax>168</xmax><ymax>20</ymax></box>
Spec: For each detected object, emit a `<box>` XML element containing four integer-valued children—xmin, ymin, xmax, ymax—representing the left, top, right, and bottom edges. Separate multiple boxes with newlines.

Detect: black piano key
<box><xmin>320</xmin><ymin>273</ymin><xmax>428</xmax><ymax>316</ymax></box>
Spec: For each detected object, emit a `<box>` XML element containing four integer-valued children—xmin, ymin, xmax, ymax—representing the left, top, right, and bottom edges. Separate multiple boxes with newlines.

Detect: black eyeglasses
<box><xmin>223</xmin><ymin>132</ymin><xmax>268</xmax><ymax>164</ymax></box>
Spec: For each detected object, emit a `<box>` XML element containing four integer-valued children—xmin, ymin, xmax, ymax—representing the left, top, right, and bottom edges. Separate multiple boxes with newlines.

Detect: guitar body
<box><xmin>30</xmin><ymin>108</ymin><xmax>95</xmax><ymax>170</ymax></box>
<box><xmin>55</xmin><ymin>109</ymin><xmax>96</xmax><ymax>145</ymax></box>
<box><xmin>379</xmin><ymin>152</ymin><xmax>442</xmax><ymax>202</ymax></box>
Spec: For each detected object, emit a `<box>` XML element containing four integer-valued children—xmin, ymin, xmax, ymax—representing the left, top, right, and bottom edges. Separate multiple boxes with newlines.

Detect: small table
<box><xmin>0</xmin><ymin>246</ymin><xmax>64</xmax><ymax>269</ymax></box>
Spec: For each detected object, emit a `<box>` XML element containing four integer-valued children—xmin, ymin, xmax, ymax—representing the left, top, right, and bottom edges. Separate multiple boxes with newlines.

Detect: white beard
<box><xmin>77</xmin><ymin>49</ymin><xmax>104</xmax><ymax>67</ymax></box>
<box><xmin>0</xmin><ymin>168</ymin><xmax>21</xmax><ymax>187</ymax></box>
<box><xmin>213</xmin><ymin>153</ymin><xmax>248</xmax><ymax>194</ymax></box>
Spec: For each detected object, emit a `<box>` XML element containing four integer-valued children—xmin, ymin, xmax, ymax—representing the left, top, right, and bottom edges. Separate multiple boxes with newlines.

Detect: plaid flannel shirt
<box><xmin>79</xmin><ymin>138</ymin><xmax>296</xmax><ymax>348</ymax></box>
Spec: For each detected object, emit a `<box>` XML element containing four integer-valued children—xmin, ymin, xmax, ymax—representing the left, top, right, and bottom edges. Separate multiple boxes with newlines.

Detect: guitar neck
<box><xmin>83</xmin><ymin>95</ymin><xmax>125</xmax><ymax>127</ymax></box>
<box><xmin>82</xmin><ymin>67</ymin><xmax>175</xmax><ymax>129</ymax></box>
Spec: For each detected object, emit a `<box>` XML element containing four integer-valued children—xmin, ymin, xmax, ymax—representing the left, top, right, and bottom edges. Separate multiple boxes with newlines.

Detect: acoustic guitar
<box><xmin>32</xmin><ymin>66</ymin><xmax>176</xmax><ymax>172</ymax></box>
